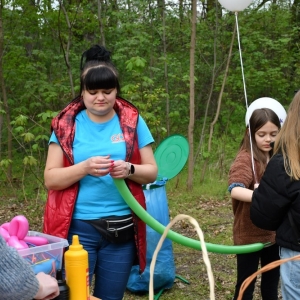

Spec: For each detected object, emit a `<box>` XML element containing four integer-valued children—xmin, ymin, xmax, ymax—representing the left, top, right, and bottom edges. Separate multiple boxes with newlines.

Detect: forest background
<box><xmin>0</xmin><ymin>0</ymin><xmax>299</xmax><ymax>198</ymax></box>
<box><xmin>0</xmin><ymin>0</ymin><xmax>297</xmax><ymax>299</ymax></box>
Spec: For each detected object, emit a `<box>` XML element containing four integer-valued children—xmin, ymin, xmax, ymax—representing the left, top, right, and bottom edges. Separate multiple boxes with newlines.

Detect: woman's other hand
<box><xmin>110</xmin><ymin>145</ymin><xmax>158</xmax><ymax>184</ymax></box>
<box><xmin>85</xmin><ymin>155</ymin><xmax>114</xmax><ymax>177</ymax></box>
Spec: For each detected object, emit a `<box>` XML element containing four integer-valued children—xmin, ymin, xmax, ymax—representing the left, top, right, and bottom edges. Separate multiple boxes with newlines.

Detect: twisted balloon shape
<box><xmin>0</xmin><ymin>215</ymin><xmax>48</xmax><ymax>249</ymax></box>
<box><xmin>113</xmin><ymin>179</ymin><xmax>266</xmax><ymax>254</ymax></box>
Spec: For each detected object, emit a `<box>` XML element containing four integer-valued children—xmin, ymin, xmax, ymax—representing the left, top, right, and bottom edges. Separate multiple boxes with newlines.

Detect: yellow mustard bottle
<box><xmin>64</xmin><ymin>235</ymin><xmax>90</xmax><ymax>300</ymax></box>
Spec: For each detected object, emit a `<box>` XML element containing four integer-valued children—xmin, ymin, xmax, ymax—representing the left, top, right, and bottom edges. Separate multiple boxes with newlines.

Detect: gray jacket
<box><xmin>0</xmin><ymin>236</ymin><xmax>39</xmax><ymax>299</ymax></box>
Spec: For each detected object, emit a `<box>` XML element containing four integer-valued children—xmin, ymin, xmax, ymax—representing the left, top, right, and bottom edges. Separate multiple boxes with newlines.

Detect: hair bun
<box><xmin>80</xmin><ymin>45</ymin><xmax>111</xmax><ymax>69</ymax></box>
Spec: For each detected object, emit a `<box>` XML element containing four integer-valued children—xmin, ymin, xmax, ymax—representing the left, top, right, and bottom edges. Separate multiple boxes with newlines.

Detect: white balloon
<box><xmin>218</xmin><ymin>0</ymin><xmax>253</xmax><ymax>12</ymax></box>
<box><xmin>245</xmin><ymin>97</ymin><xmax>287</xmax><ymax>126</ymax></box>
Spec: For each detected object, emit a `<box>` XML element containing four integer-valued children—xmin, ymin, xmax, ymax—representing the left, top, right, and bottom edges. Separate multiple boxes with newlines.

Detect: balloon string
<box><xmin>235</xmin><ymin>12</ymin><xmax>258</xmax><ymax>184</ymax></box>
<box><xmin>149</xmin><ymin>214</ymin><xmax>215</xmax><ymax>300</ymax></box>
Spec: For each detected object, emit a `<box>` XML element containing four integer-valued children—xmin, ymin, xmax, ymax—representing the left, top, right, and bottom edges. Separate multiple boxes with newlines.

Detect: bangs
<box><xmin>83</xmin><ymin>67</ymin><xmax>118</xmax><ymax>91</ymax></box>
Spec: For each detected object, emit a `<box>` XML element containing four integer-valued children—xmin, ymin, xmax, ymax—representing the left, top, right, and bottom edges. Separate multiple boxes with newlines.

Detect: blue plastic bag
<box><xmin>126</xmin><ymin>178</ymin><xmax>175</xmax><ymax>293</ymax></box>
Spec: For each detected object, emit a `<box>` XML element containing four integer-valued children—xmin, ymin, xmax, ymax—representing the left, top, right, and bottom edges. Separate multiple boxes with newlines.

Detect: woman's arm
<box><xmin>126</xmin><ymin>144</ymin><xmax>158</xmax><ymax>184</ymax></box>
<box><xmin>109</xmin><ymin>144</ymin><xmax>158</xmax><ymax>185</ymax></box>
<box><xmin>44</xmin><ymin>143</ymin><xmax>112</xmax><ymax>190</ymax></box>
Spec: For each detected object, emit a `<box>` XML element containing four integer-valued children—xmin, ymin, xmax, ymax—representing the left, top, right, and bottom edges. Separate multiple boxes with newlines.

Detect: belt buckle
<box><xmin>105</xmin><ymin>220</ymin><xmax>118</xmax><ymax>237</ymax></box>
<box><xmin>106</xmin><ymin>220</ymin><xmax>111</xmax><ymax>230</ymax></box>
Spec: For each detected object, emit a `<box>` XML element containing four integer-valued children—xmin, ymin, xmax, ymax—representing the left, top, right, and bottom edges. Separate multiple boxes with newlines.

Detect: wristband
<box><xmin>127</xmin><ymin>163</ymin><xmax>135</xmax><ymax>177</ymax></box>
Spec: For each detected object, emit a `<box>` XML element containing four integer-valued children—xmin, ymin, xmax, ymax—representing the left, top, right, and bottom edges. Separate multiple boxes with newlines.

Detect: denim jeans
<box><xmin>279</xmin><ymin>246</ymin><xmax>300</xmax><ymax>300</ymax></box>
<box><xmin>67</xmin><ymin>219</ymin><xmax>136</xmax><ymax>300</ymax></box>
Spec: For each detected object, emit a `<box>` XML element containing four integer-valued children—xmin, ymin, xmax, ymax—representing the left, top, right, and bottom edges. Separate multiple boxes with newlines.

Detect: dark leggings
<box><xmin>233</xmin><ymin>243</ymin><xmax>280</xmax><ymax>300</ymax></box>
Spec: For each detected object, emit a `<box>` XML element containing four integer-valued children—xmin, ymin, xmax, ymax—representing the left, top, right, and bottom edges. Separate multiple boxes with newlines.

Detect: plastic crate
<box><xmin>18</xmin><ymin>231</ymin><xmax>69</xmax><ymax>277</ymax></box>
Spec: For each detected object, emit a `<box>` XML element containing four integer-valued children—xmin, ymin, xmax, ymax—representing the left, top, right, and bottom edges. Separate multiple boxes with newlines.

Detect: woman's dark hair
<box><xmin>79</xmin><ymin>45</ymin><xmax>120</xmax><ymax>94</ymax></box>
<box><xmin>239</xmin><ymin>108</ymin><xmax>281</xmax><ymax>176</ymax></box>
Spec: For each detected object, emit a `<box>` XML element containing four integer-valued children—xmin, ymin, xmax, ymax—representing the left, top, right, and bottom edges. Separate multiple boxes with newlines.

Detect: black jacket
<box><xmin>250</xmin><ymin>154</ymin><xmax>300</xmax><ymax>251</ymax></box>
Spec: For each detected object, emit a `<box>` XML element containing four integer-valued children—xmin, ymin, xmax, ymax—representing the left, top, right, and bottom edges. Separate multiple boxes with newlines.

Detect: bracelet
<box><xmin>126</xmin><ymin>162</ymin><xmax>135</xmax><ymax>177</ymax></box>
<box><xmin>127</xmin><ymin>162</ymin><xmax>131</xmax><ymax>177</ymax></box>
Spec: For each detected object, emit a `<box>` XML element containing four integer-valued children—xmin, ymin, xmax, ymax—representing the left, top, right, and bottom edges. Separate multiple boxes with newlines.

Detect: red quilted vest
<box><xmin>43</xmin><ymin>96</ymin><xmax>146</xmax><ymax>272</ymax></box>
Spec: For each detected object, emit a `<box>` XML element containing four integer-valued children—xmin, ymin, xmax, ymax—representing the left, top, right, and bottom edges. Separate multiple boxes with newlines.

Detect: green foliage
<box><xmin>125</xmin><ymin>57</ymin><xmax>147</xmax><ymax>72</ymax></box>
<box><xmin>0</xmin><ymin>0</ymin><xmax>298</xmax><ymax>192</ymax></box>
<box><xmin>0</xmin><ymin>159</ymin><xmax>12</xmax><ymax>168</ymax></box>
<box><xmin>0</xmin><ymin>0</ymin><xmax>285</xmax><ymax>288</ymax></box>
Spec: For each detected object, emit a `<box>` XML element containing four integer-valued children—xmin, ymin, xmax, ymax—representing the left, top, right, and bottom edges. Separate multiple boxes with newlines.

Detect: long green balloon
<box><xmin>114</xmin><ymin>179</ymin><xmax>266</xmax><ymax>254</ymax></box>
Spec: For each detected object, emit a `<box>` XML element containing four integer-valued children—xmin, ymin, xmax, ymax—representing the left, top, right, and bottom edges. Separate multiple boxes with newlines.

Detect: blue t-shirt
<box><xmin>49</xmin><ymin>110</ymin><xmax>154</xmax><ymax>219</ymax></box>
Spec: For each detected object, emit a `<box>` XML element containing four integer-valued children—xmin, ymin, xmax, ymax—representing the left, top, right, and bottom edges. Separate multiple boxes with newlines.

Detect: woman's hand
<box><xmin>109</xmin><ymin>145</ymin><xmax>158</xmax><ymax>184</ymax></box>
<box><xmin>85</xmin><ymin>155</ymin><xmax>114</xmax><ymax>177</ymax></box>
<box><xmin>109</xmin><ymin>160</ymin><xmax>130</xmax><ymax>179</ymax></box>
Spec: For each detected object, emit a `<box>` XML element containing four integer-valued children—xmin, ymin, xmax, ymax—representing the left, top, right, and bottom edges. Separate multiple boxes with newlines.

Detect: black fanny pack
<box><xmin>84</xmin><ymin>214</ymin><xmax>134</xmax><ymax>244</ymax></box>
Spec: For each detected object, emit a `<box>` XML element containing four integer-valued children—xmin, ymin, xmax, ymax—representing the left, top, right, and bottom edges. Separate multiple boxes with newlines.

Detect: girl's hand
<box><xmin>85</xmin><ymin>155</ymin><xmax>114</xmax><ymax>177</ymax></box>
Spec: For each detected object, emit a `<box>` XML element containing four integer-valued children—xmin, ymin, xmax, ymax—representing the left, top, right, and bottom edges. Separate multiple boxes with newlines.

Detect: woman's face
<box><xmin>255</xmin><ymin>121</ymin><xmax>279</xmax><ymax>152</ymax></box>
<box><xmin>82</xmin><ymin>88</ymin><xmax>117</xmax><ymax>121</ymax></box>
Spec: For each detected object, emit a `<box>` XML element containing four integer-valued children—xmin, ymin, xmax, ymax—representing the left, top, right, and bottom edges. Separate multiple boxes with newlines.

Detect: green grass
<box><xmin>0</xmin><ymin>167</ymin><xmax>281</xmax><ymax>299</ymax></box>
<box><xmin>121</xmin><ymin>170</ymin><xmax>236</xmax><ymax>299</ymax></box>
<box><xmin>123</xmin><ymin>170</ymin><xmax>281</xmax><ymax>299</ymax></box>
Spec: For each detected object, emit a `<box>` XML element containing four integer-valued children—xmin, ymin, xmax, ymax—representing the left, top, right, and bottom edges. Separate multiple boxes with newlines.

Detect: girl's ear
<box><xmin>246</xmin><ymin>128</ymin><xmax>250</xmax><ymax>136</ymax></box>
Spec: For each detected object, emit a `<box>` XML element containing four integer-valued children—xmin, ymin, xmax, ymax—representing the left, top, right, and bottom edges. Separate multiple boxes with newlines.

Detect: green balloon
<box><xmin>114</xmin><ymin>179</ymin><xmax>266</xmax><ymax>254</ymax></box>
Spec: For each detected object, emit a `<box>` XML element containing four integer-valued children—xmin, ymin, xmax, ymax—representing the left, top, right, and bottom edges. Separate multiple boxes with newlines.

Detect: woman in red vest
<box><xmin>43</xmin><ymin>45</ymin><xmax>158</xmax><ymax>300</ymax></box>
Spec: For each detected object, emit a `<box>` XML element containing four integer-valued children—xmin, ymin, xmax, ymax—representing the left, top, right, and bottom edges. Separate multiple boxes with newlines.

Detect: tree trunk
<box><xmin>58</xmin><ymin>0</ymin><xmax>75</xmax><ymax>98</ymax></box>
<box><xmin>200</xmin><ymin>23</ymin><xmax>237</xmax><ymax>182</ymax></box>
<box><xmin>107</xmin><ymin>0</ymin><xmax>119</xmax><ymax>28</ymax></box>
<box><xmin>0</xmin><ymin>0</ymin><xmax>3</xmax><ymax>161</ymax></box>
<box><xmin>187</xmin><ymin>0</ymin><xmax>197</xmax><ymax>191</ymax></box>
<box><xmin>290</xmin><ymin>0</ymin><xmax>300</xmax><ymax>81</ymax></box>
<box><xmin>206</xmin><ymin>0</ymin><xmax>222</xmax><ymax>18</ymax></box>
<box><xmin>0</xmin><ymin>0</ymin><xmax>12</xmax><ymax>179</ymax></box>
<box><xmin>157</xmin><ymin>0</ymin><xmax>164</xmax><ymax>19</ymax></box>
<box><xmin>161</xmin><ymin>0</ymin><xmax>170</xmax><ymax>135</ymax></box>
<box><xmin>97</xmin><ymin>0</ymin><xmax>106</xmax><ymax>46</ymax></box>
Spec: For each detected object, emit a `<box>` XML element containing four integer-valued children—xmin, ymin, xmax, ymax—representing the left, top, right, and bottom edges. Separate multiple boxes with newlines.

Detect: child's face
<box><xmin>255</xmin><ymin>121</ymin><xmax>279</xmax><ymax>152</ymax></box>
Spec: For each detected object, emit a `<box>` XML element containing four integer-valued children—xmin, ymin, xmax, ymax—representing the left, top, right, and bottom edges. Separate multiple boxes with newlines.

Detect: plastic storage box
<box><xmin>18</xmin><ymin>231</ymin><xmax>69</xmax><ymax>277</ymax></box>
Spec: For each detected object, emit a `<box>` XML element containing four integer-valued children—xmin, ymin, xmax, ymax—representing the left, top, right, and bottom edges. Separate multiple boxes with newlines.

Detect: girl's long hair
<box><xmin>274</xmin><ymin>91</ymin><xmax>300</xmax><ymax>180</ymax></box>
<box><xmin>239</xmin><ymin>108</ymin><xmax>281</xmax><ymax>177</ymax></box>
